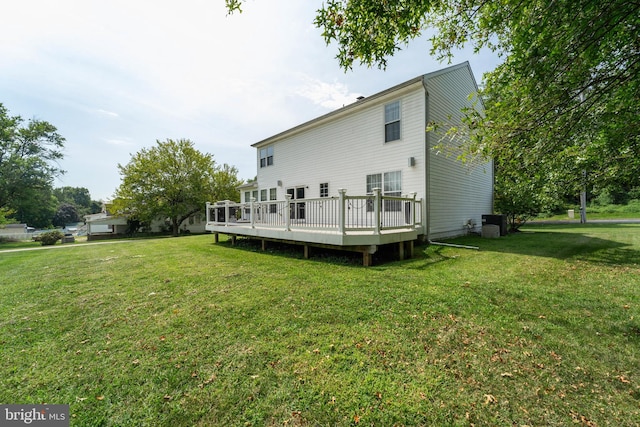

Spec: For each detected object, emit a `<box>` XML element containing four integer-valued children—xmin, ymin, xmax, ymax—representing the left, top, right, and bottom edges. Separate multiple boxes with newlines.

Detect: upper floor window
<box><xmin>320</xmin><ymin>182</ymin><xmax>329</xmax><ymax>198</ymax></box>
<box><xmin>384</xmin><ymin>101</ymin><xmax>401</xmax><ymax>142</ymax></box>
<box><xmin>259</xmin><ymin>146</ymin><xmax>274</xmax><ymax>168</ymax></box>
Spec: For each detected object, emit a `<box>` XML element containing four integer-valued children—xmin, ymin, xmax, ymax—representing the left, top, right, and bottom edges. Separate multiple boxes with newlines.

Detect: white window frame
<box><xmin>384</xmin><ymin>100</ymin><xmax>401</xmax><ymax>143</ymax></box>
<box><xmin>259</xmin><ymin>146</ymin><xmax>274</xmax><ymax>168</ymax></box>
<box><xmin>319</xmin><ymin>182</ymin><xmax>329</xmax><ymax>198</ymax></box>
<box><xmin>269</xmin><ymin>188</ymin><xmax>277</xmax><ymax>213</ymax></box>
<box><xmin>366</xmin><ymin>171</ymin><xmax>402</xmax><ymax>211</ymax></box>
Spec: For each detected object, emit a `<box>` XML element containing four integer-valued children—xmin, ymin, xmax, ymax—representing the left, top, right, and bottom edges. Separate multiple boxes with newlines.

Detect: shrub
<box><xmin>37</xmin><ymin>230</ymin><xmax>64</xmax><ymax>246</ymax></box>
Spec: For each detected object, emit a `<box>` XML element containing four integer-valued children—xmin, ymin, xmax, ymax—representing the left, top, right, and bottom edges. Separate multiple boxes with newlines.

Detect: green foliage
<box><xmin>52</xmin><ymin>186</ymin><xmax>101</xmax><ymax>219</ymax></box>
<box><xmin>113</xmin><ymin>139</ymin><xmax>241</xmax><ymax>237</ymax></box>
<box><xmin>0</xmin><ymin>103</ymin><xmax>65</xmax><ymax>227</ymax></box>
<box><xmin>0</xmin><ymin>207</ymin><xmax>13</xmax><ymax>226</ymax></box>
<box><xmin>34</xmin><ymin>230</ymin><xmax>64</xmax><ymax>246</ymax></box>
<box><xmin>52</xmin><ymin>203</ymin><xmax>80</xmax><ymax>227</ymax></box>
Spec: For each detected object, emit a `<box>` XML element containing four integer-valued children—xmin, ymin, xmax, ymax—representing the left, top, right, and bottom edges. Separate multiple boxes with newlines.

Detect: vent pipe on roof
<box><xmin>356</xmin><ymin>96</ymin><xmax>365</xmax><ymax>101</ymax></box>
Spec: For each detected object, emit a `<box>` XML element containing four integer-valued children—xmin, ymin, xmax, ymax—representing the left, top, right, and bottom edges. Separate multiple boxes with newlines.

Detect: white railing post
<box><xmin>206</xmin><ymin>202</ymin><xmax>211</xmax><ymax>223</ymax></box>
<box><xmin>250</xmin><ymin>197</ymin><xmax>256</xmax><ymax>228</ymax></box>
<box><xmin>373</xmin><ymin>187</ymin><xmax>381</xmax><ymax>235</ymax></box>
<box><xmin>338</xmin><ymin>188</ymin><xmax>346</xmax><ymax>235</ymax></box>
<box><xmin>410</xmin><ymin>192</ymin><xmax>417</xmax><ymax>229</ymax></box>
<box><xmin>224</xmin><ymin>200</ymin><xmax>230</xmax><ymax>227</ymax></box>
<box><xmin>285</xmin><ymin>194</ymin><xmax>292</xmax><ymax>231</ymax></box>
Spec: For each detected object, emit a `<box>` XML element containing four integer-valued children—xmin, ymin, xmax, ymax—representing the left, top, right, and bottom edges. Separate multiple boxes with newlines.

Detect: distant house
<box><xmin>0</xmin><ymin>224</ymin><xmax>30</xmax><ymax>234</ymax></box>
<box><xmin>85</xmin><ymin>204</ymin><xmax>206</xmax><ymax>240</ymax></box>
<box><xmin>206</xmin><ymin>62</ymin><xmax>494</xmax><ymax>264</ymax></box>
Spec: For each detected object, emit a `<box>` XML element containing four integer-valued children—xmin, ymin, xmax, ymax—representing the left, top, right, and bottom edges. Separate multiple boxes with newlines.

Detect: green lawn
<box><xmin>1</xmin><ymin>225</ymin><xmax>639</xmax><ymax>426</ymax></box>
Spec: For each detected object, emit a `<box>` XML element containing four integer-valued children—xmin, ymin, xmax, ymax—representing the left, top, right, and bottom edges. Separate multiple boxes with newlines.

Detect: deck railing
<box><xmin>206</xmin><ymin>188</ymin><xmax>422</xmax><ymax>234</ymax></box>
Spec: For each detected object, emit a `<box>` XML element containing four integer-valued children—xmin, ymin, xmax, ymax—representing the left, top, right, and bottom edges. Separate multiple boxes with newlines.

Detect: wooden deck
<box><xmin>205</xmin><ymin>189</ymin><xmax>423</xmax><ymax>266</ymax></box>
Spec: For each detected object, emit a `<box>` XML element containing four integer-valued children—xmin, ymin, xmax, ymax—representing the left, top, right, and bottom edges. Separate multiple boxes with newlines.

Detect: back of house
<box><xmin>245</xmin><ymin>62</ymin><xmax>493</xmax><ymax>241</ymax></box>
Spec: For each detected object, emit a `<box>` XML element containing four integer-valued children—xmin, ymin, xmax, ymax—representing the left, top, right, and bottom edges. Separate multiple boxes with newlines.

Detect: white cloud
<box><xmin>294</xmin><ymin>74</ymin><xmax>363</xmax><ymax>110</ymax></box>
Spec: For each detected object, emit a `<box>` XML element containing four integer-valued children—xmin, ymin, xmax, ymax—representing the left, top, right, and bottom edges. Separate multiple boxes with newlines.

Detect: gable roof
<box><xmin>252</xmin><ymin>61</ymin><xmax>478</xmax><ymax>148</ymax></box>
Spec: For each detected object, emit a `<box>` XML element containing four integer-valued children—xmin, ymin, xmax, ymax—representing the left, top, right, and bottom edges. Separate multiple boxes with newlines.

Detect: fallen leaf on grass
<box><xmin>501</xmin><ymin>372</ymin><xmax>513</xmax><ymax>378</ymax></box>
<box><xmin>618</xmin><ymin>376</ymin><xmax>631</xmax><ymax>384</ymax></box>
<box><xmin>484</xmin><ymin>394</ymin><xmax>497</xmax><ymax>404</ymax></box>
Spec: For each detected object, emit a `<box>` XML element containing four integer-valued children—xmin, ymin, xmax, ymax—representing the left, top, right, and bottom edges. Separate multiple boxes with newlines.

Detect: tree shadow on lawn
<box><xmin>446</xmin><ymin>224</ymin><xmax>640</xmax><ymax>268</ymax></box>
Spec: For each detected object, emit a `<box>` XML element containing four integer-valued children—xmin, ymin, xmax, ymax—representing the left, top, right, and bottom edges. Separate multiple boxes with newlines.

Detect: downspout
<box><xmin>422</xmin><ymin>76</ymin><xmax>431</xmax><ymax>242</ymax></box>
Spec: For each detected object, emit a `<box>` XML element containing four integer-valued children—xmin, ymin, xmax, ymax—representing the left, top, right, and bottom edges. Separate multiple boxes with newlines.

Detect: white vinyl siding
<box><xmin>425</xmin><ymin>64</ymin><xmax>493</xmax><ymax>238</ymax></box>
<box><xmin>256</xmin><ymin>82</ymin><xmax>424</xmax><ymax>208</ymax></box>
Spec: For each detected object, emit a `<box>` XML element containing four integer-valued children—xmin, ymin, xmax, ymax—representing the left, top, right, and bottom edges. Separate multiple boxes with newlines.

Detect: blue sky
<box><xmin>1</xmin><ymin>0</ymin><xmax>502</xmax><ymax>201</ymax></box>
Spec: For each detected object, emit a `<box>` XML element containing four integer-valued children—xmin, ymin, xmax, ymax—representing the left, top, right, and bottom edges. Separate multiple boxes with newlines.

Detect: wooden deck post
<box><xmin>399</xmin><ymin>241</ymin><xmax>405</xmax><ymax>260</ymax></box>
<box><xmin>304</xmin><ymin>245</ymin><xmax>310</xmax><ymax>259</ymax></box>
<box><xmin>373</xmin><ymin>188</ymin><xmax>381</xmax><ymax>235</ymax></box>
<box><xmin>285</xmin><ymin>194</ymin><xmax>292</xmax><ymax>231</ymax></box>
<box><xmin>214</xmin><ymin>232</ymin><xmax>219</xmax><ymax>243</ymax></box>
<box><xmin>231</xmin><ymin>235</ymin><xmax>236</xmax><ymax>245</ymax></box>
<box><xmin>410</xmin><ymin>192</ymin><xmax>417</xmax><ymax>228</ymax></box>
<box><xmin>250</xmin><ymin>197</ymin><xmax>256</xmax><ymax>228</ymax></box>
<box><xmin>338</xmin><ymin>188</ymin><xmax>346</xmax><ymax>235</ymax></box>
<box><xmin>261</xmin><ymin>239</ymin><xmax>266</xmax><ymax>251</ymax></box>
<box><xmin>363</xmin><ymin>251</ymin><xmax>372</xmax><ymax>267</ymax></box>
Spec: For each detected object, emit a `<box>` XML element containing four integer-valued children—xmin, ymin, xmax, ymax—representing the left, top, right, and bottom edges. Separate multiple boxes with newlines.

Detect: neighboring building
<box><xmin>0</xmin><ymin>224</ymin><xmax>30</xmax><ymax>234</ymax></box>
<box><xmin>207</xmin><ymin>62</ymin><xmax>494</xmax><ymax>264</ymax></box>
<box><xmin>85</xmin><ymin>204</ymin><xmax>206</xmax><ymax>240</ymax></box>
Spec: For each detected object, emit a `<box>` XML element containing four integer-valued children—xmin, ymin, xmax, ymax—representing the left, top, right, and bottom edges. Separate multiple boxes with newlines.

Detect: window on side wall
<box><xmin>320</xmin><ymin>183</ymin><xmax>329</xmax><ymax>198</ymax></box>
<box><xmin>259</xmin><ymin>146</ymin><xmax>274</xmax><ymax>168</ymax></box>
<box><xmin>365</xmin><ymin>171</ymin><xmax>402</xmax><ymax>211</ymax></box>
<box><xmin>383</xmin><ymin>171</ymin><xmax>402</xmax><ymax>211</ymax></box>
<box><xmin>384</xmin><ymin>100</ymin><xmax>401</xmax><ymax>143</ymax></box>
<box><xmin>366</xmin><ymin>173</ymin><xmax>382</xmax><ymax>212</ymax></box>
<box><xmin>269</xmin><ymin>188</ymin><xmax>277</xmax><ymax>213</ymax></box>
<box><xmin>260</xmin><ymin>189</ymin><xmax>267</xmax><ymax>201</ymax></box>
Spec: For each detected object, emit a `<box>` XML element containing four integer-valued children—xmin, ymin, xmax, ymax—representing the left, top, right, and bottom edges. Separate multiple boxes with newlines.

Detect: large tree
<box><xmin>0</xmin><ymin>103</ymin><xmax>65</xmax><ymax>227</ymax></box>
<box><xmin>53</xmin><ymin>186</ymin><xmax>102</xmax><ymax>217</ymax></box>
<box><xmin>228</xmin><ymin>0</ymin><xmax>639</xmax><ymax>206</ymax></box>
<box><xmin>113</xmin><ymin>138</ymin><xmax>241</xmax><ymax>236</ymax></box>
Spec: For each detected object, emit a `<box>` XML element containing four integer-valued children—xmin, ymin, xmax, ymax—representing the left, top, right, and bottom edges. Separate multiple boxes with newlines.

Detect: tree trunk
<box><xmin>172</xmin><ymin>217</ymin><xmax>179</xmax><ymax>237</ymax></box>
